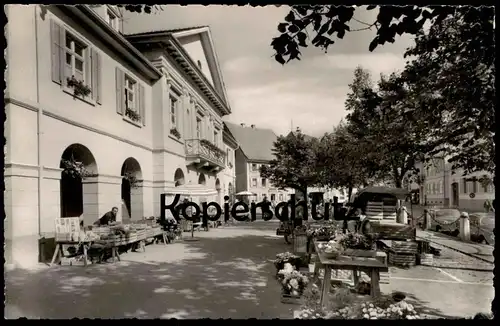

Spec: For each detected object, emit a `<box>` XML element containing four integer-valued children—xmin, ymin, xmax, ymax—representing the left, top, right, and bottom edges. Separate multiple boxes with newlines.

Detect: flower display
<box><xmin>274</xmin><ymin>252</ymin><xmax>301</xmax><ymax>270</ymax></box>
<box><xmin>336</xmin><ymin>232</ymin><xmax>374</xmax><ymax>250</ymax></box>
<box><xmin>279</xmin><ymin>269</ymin><xmax>309</xmax><ymax>296</ymax></box>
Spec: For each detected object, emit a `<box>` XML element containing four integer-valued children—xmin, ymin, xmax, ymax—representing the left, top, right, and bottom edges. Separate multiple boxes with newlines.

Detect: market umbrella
<box><xmin>236</xmin><ymin>191</ymin><xmax>257</xmax><ymax>196</ymax></box>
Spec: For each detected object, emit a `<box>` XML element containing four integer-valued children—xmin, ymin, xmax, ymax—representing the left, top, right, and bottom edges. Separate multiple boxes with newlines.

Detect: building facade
<box><xmin>410</xmin><ymin>158</ymin><xmax>494</xmax><ymax>212</ymax></box>
<box><xmin>5</xmin><ymin>5</ymin><xmax>233</xmax><ymax>267</ymax></box>
<box><xmin>221</xmin><ymin>124</ymin><xmax>238</xmax><ymax>205</ymax></box>
<box><xmin>225</xmin><ymin>123</ymin><xmax>290</xmax><ymax>203</ymax></box>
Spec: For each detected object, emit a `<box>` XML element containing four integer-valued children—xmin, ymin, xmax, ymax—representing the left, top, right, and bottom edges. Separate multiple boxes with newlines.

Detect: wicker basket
<box><xmin>392</xmin><ymin>241</ymin><xmax>418</xmax><ymax>254</ymax></box>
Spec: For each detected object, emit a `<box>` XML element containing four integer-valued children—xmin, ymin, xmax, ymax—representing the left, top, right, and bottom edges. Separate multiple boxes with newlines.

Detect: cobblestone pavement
<box><xmin>5</xmin><ymin>222</ymin><xmax>494</xmax><ymax>319</ymax></box>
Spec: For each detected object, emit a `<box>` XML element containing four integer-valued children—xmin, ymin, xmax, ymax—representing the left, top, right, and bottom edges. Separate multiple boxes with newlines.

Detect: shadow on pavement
<box><xmin>5</xmin><ymin>234</ymin><xmax>293</xmax><ymax>319</ymax></box>
<box><xmin>5</xmin><ymin>225</ymin><xmax>476</xmax><ymax>319</ymax></box>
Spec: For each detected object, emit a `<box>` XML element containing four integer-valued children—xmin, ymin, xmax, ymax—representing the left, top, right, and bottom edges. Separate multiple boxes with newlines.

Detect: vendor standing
<box><xmin>95</xmin><ymin>207</ymin><xmax>118</xmax><ymax>226</ymax></box>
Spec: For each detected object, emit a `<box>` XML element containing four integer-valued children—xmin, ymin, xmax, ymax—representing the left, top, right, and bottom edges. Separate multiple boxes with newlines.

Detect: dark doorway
<box><xmin>452</xmin><ymin>182</ymin><xmax>459</xmax><ymax>207</ymax></box>
<box><xmin>120</xmin><ymin>157</ymin><xmax>143</xmax><ymax>221</ymax></box>
<box><xmin>59</xmin><ymin>143</ymin><xmax>98</xmax><ymax>218</ymax></box>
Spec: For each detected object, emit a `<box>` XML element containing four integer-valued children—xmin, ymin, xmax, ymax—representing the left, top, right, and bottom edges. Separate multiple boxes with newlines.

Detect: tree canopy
<box><xmin>259</xmin><ymin>129</ymin><xmax>319</xmax><ymax>196</ymax></box>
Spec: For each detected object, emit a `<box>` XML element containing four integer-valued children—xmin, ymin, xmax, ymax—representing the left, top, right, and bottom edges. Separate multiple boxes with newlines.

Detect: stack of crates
<box><xmin>388</xmin><ymin>240</ymin><xmax>417</xmax><ymax>268</ymax></box>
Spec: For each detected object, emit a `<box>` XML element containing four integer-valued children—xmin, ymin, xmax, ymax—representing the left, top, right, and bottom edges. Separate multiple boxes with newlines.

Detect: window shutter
<box><xmin>115</xmin><ymin>67</ymin><xmax>124</xmax><ymax>115</ymax></box>
<box><xmin>139</xmin><ymin>84</ymin><xmax>146</xmax><ymax>126</ymax></box>
<box><xmin>50</xmin><ymin>19</ymin><xmax>64</xmax><ymax>84</ymax></box>
<box><xmin>91</xmin><ymin>48</ymin><xmax>101</xmax><ymax>104</ymax></box>
<box><xmin>85</xmin><ymin>49</ymin><xmax>92</xmax><ymax>94</ymax></box>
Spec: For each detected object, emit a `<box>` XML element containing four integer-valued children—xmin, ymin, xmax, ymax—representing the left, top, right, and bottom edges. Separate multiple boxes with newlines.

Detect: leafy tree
<box><xmin>344</xmin><ymin>67</ymin><xmax>435</xmax><ymax>188</ymax></box>
<box><xmin>402</xmin><ymin>10</ymin><xmax>495</xmax><ymax>177</ymax></box>
<box><xmin>316</xmin><ymin>122</ymin><xmax>382</xmax><ymax>199</ymax></box>
<box><xmin>270</xmin><ymin>5</ymin><xmax>480</xmax><ymax>64</ymax></box>
<box><xmin>260</xmin><ymin>128</ymin><xmax>319</xmax><ymax>200</ymax></box>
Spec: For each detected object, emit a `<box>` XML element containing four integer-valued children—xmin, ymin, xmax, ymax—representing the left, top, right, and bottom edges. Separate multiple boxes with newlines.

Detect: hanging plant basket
<box><xmin>123</xmin><ymin>172</ymin><xmax>141</xmax><ymax>188</ymax></box>
<box><xmin>125</xmin><ymin>108</ymin><xmax>141</xmax><ymax>122</ymax></box>
<box><xmin>61</xmin><ymin>157</ymin><xmax>95</xmax><ymax>179</ymax></box>
<box><xmin>170</xmin><ymin>128</ymin><xmax>181</xmax><ymax>139</ymax></box>
<box><xmin>66</xmin><ymin>76</ymin><xmax>91</xmax><ymax>98</ymax></box>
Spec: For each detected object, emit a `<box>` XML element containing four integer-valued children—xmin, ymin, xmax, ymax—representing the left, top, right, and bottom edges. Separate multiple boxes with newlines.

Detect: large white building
<box><xmin>5</xmin><ymin>5</ymin><xmax>235</xmax><ymax>267</ymax></box>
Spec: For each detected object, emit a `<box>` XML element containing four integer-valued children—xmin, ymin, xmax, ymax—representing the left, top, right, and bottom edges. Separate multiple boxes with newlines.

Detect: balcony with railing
<box><xmin>185</xmin><ymin>139</ymin><xmax>226</xmax><ymax>171</ymax></box>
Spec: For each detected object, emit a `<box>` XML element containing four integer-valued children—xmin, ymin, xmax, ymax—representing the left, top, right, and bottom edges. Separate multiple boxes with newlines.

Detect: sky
<box><xmin>124</xmin><ymin>5</ymin><xmax>414</xmax><ymax>137</ymax></box>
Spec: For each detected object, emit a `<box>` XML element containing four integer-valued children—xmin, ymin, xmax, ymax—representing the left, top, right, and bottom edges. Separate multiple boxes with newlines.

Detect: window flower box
<box><xmin>66</xmin><ymin>76</ymin><xmax>91</xmax><ymax>98</ymax></box>
<box><xmin>170</xmin><ymin>128</ymin><xmax>181</xmax><ymax>139</ymax></box>
<box><xmin>125</xmin><ymin>108</ymin><xmax>141</xmax><ymax>122</ymax></box>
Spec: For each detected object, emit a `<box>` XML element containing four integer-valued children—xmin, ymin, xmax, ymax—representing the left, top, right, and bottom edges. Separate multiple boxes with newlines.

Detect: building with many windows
<box><xmin>411</xmin><ymin>158</ymin><xmax>494</xmax><ymax>211</ymax></box>
<box><xmin>5</xmin><ymin>5</ymin><xmax>234</xmax><ymax>267</ymax></box>
<box><xmin>225</xmin><ymin>123</ymin><xmax>290</xmax><ymax>203</ymax></box>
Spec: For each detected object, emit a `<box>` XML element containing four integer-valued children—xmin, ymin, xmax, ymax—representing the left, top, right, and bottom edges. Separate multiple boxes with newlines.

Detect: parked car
<box><xmin>428</xmin><ymin>208</ymin><xmax>461</xmax><ymax>236</ymax></box>
<box><xmin>469</xmin><ymin>213</ymin><xmax>495</xmax><ymax>245</ymax></box>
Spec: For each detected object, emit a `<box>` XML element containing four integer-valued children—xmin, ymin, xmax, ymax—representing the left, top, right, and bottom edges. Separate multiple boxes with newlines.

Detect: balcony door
<box><xmin>196</xmin><ymin>116</ymin><xmax>202</xmax><ymax>139</ymax></box>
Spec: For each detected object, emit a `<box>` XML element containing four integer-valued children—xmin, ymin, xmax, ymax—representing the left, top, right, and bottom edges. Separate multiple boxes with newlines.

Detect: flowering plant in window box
<box><xmin>123</xmin><ymin>172</ymin><xmax>141</xmax><ymax>189</ymax></box>
<box><xmin>61</xmin><ymin>157</ymin><xmax>96</xmax><ymax>179</ymax></box>
<box><xmin>125</xmin><ymin>108</ymin><xmax>141</xmax><ymax>122</ymax></box>
<box><xmin>66</xmin><ymin>76</ymin><xmax>91</xmax><ymax>98</ymax></box>
<box><xmin>170</xmin><ymin>128</ymin><xmax>181</xmax><ymax>139</ymax></box>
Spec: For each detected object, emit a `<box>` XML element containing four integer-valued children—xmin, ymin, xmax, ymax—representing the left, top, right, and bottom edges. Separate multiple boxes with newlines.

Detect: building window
<box><xmin>262</xmin><ymin>178</ymin><xmax>267</xmax><ymax>187</ymax></box>
<box><xmin>197</xmin><ymin>60</ymin><xmax>202</xmax><ymax>70</ymax></box>
<box><xmin>106</xmin><ymin>9</ymin><xmax>119</xmax><ymax>31</ymax></box>
<box><xmin>439</xmin><ymin>181</ymin><xmax>443</xmax><ymax>194</ymax></box>
<box><xmin>170</xmin><ymin>96</ymin><xmax>178</xmax><ymax>128</ymax></box>
<box><xmin>472</xmin><ymin>180</ymin><xmax>478</xmax><ymax>193</ymax></box>
<box><xmin>271</xmin><ymin>194</ymin><xmax>276</xmax><ymax>201</ymax></box>
<box><xmin>64</xmin><ymin>32</ymin><xmax>87</xmax><ymax>84</ymax></box>
<box><xmin>279</xmin><ymin>194</ymin><xmax>283</xmax><ymax>201</ymax></box>
<box><xmin>196</xmin><ymin>117</ymin><xmax>202</xmax><ymax>139</ymax></box>
<box><xmin>252</xmin><ymin>178</ymin><xmax>257</xmax><ymax>187</ymax></box>
<box><xmin>124</xmin><ymin>75</ymin><xmax>137</xmax><ymax>112</ymax></box>
<box><xmin>252</xmin><ymin>163</ymin><xmax>258</xmax><ymax>171</ymax></box>
<box><xmin>432</xmin><ymin>183</ymin><xmax>436</xmax><ymax>194</ymax></box>
<box><xmin>462</xmin><ymin>179</ymin><xmax>468</xmax><ymax>194</ymax></box>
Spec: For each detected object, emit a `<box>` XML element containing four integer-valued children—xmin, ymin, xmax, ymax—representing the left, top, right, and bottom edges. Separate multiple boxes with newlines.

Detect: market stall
<box><xmin>50</xmin><ymin>217</ymin><xmax>167</xmax><ymax>266</ymax></box>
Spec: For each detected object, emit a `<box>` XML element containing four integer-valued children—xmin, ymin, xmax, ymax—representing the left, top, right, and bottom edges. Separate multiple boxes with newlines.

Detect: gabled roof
<box><xmin>126</xmin><ymin>26</ymin><xmax>230</xmax><ymax>106</ymax></box>
<box><xmin>125</xmin><ymin>30</ymin><xmax>231</xmax><ymax>116</ymax></box>
<box><xmin>170</xmin><ymin>26</ymin><xmax>230</xmax><ymax>106</ymax></box>
<box><xmin>225</xmin><ymin>122</ymin><xmax>278</xmax><ymax>162</ymax></box>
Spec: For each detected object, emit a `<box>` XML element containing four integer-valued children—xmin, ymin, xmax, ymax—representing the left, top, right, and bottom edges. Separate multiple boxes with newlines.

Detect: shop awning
<box><xmin>163</xmin><ymin>185</ymin><xmax>218</xmax><ymax>197</ymax></box>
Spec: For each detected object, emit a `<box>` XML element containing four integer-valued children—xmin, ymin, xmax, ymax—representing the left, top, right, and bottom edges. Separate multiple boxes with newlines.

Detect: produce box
<box><xmin>388</xmin><ymin>250</ymin><xmax>416</xmax><ymax>267</ymax></box>
<box><xmin>391</xmin><ymin>241</ymin><xmax>418</xmax><ymax>254</ymax></box>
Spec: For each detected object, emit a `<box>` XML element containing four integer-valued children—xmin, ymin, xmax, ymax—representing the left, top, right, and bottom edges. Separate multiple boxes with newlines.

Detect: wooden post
<box><xmin>459</xmin><ymin>212</ymin><xmax>470</xmax><ymax>241</ymax></box>
<box><xmin>370</xmin><ymin>268</ymin><xmax>381</xmax><ymax>298</ymax></box>
<box><xmin>321</xmin><ymin>265</ymin><xmax>332</xmax><ymax>310</ymax></box>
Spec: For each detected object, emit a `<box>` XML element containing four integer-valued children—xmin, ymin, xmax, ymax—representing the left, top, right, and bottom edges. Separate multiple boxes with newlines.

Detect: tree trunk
<box><xmin>347</xmin><ymin>186</ymin><xmax>353</xmax><ymax>202</ymax></box>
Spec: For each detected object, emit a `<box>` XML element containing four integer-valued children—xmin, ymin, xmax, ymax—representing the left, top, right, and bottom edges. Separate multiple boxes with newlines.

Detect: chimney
<box><xmin>240</xmin><ymin>123</ymin><xmax>246</xmax><ymax>127</ymax></box>
<box><xmin>251</xmin><ymin>124</ymin><xmax>255</xmax><ymax>128</ymax></box>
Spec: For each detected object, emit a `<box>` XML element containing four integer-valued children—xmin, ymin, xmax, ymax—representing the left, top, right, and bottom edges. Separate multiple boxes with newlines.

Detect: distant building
<box><xmin>225</xmin><ymin>122</ymin><xmax>290</xmax><ymax>202</ymax></box>
<box><xmin>411</xmin><ymin>157</ymin><xmax>494</xmax><ymax>211</ymax></box>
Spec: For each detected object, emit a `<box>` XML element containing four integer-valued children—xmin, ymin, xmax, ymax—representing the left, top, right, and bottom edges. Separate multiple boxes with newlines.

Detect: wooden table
<box><xmin>312</xmin><ymin>241</ymin><xmax>388</xmax><ymax>309</ymax></box>
<box><xmin>50</xmin><ymin>240</ymin><xmax>93</xmax><ymax>266</ymax></box>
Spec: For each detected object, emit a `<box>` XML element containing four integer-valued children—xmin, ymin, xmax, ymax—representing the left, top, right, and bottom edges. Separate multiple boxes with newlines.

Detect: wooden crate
<box><xmin>342</xmin><ymin>249</ymin><xmax>379</xmax><ymax>258</ymax></box>
<box><xmin>417</xmin><ymin>253</ymin><xmax>434</xmax><ymax>265</ymax></box>
<box><xmin>280</xmin><ymin>292</ymin><xmax>302</xmax><ymax>305</ymax></box>
<box><xmin>380</xmin><ymin>271</ymin><xmax>391</xmax><ymax>284</ymax></box>
<box><xmin>388</xmin><ymin>250</ymin><xmax>416</xmax><ymax>267</ymax></box>
<box><xmin>392</xmin><ymin>241</ymin><xmax>418</xmax><ymax>254</ymax></box>
<box><xmin>366</xmin><ymin>202</ymin><xmax>384</xmax><ymax>220</ymax></box>
<box><xmin>383</xmin><ymin>205</ymin><xmax>397</xmax><ymax>220</ymax></box>
<box><xmin>293</xmin><ymin>234</ymin><xmax>308</xmax><ymax>254</ymax></box>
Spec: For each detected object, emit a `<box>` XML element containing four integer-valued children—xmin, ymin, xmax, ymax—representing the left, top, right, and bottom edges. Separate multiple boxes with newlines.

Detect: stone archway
<box><xmin>198</xmin><ymin>173</ymin><xmax>206</xmax><ymax>185</ymax></box>
<box><xmin>174</xmin><ymin>168</ymin><xmax>185</xmax><ymax>187</ymax></box>
<box><xmin>121</xmin><ymin>157</ymin><xmax>143</xmax><ymax>221</ymax></box>
<box><xmin>59</xmin><ymin>143</ymin><xmax>98</xmax><ymax>219</ymax></box>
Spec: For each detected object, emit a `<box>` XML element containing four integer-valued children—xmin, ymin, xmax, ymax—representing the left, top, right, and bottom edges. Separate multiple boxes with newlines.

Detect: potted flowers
<box><xmin>279</xmin><ymin>269</ymin><xmax>309</xmax><ymax>304</ymax></box>
<box><xmin>66</xmin><ymin>76</ymin><xmax>91</xmax><ymax>98</ymax></box>
<box><xmin>274</xmin><ymin>252</ymin><xmax>301</xmax><ymax>275</ymax></box>
<box><xmin>125</xmin><ymin>108</ymin><xmax>141</xmax><ymax>122</ymax></box>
